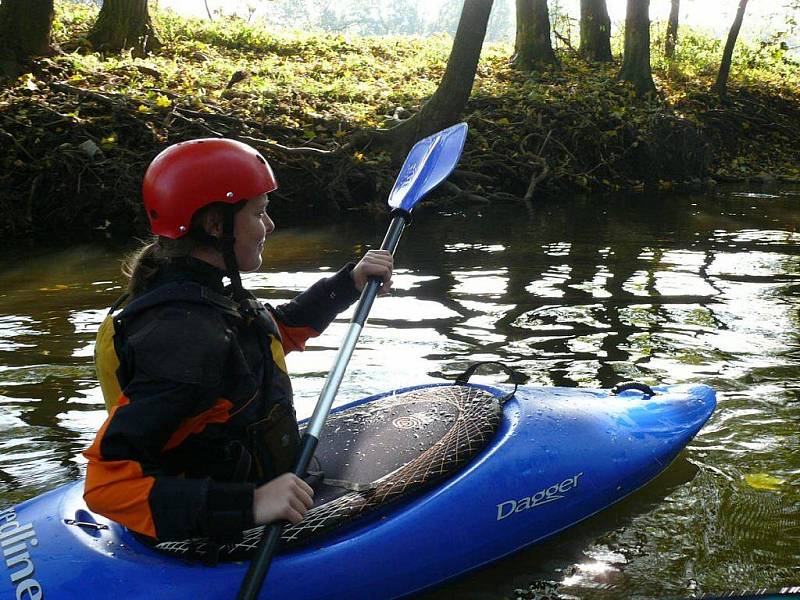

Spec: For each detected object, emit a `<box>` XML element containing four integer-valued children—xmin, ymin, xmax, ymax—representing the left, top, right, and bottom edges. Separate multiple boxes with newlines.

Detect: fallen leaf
<box><xmin>744</xmin><ymin>473</ymin><xmax>785</xmax><ymax>491</ymax></box>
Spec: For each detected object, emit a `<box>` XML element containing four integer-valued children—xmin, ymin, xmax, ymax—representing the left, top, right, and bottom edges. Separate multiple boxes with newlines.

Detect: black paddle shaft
<box><xmin>353</xmin><ymin>212</ymin><xmax>407</xmax><ymax>325</ymax></box>
<box><xmin>235</xmin><ymin>433</ymin><xmax>317</xmax><ymax>600</ymax></box>
<box><xmin>236</xmin><ymin>212</ymin><xmax>408</xmax><ymax>600</ymax></box>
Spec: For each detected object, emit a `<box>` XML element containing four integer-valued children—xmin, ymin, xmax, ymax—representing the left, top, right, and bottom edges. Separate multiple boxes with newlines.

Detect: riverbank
<box><xmin>1</xmin><ymin>3</ymin><xmax>798</xmax><ymax>245</ymax></box>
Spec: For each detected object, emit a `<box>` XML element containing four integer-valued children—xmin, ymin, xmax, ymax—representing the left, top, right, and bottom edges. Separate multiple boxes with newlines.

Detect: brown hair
<box><xmin>122</xmin><ymin>203</ymin><xmax>229</xmax><ymax>297</ymax></box>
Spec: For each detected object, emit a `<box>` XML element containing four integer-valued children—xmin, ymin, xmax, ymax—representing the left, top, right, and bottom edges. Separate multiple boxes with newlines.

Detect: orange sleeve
<box><xmin>83</xmin><ymin>396</ymin><xmax>157</xmax><ymax>538</ymax></box>
<box><xmin>83</xmin><ymin>395</ymin><xmax>235</xmax><ymax>539</ymax></box>
<box><xmin>276</xmin><ymin>322</ymin><xmax>320</xmax><ymax>353</ymax></box>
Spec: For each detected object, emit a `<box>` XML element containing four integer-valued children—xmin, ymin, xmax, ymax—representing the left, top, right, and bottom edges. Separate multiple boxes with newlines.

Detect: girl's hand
<box><xmin>351</xmin><ymin>249</ymin><xmax>394</xmax><ymax>295</ymax></box>
<box><xmin>253</xmin><ymin>473</ymin><xmax>314</xmax><ymax>525</ymax></box>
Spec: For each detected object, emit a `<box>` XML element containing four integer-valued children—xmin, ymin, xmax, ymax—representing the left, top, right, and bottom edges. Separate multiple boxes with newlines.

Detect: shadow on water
<box><xmin>0</xmin><ymin>187</ymin><xmax>799</xmax><ymax>596</ymax></box>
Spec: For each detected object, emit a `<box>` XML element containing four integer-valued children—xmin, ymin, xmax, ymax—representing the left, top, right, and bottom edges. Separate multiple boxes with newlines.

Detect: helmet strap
<box><xmin>185</xmin><ymin>202</ymin><xmax>247</xmax><ymax>299</ymax></box>
<box><xmin>220</xmin><ymin>208</ymin><xmax>246</xmax><ymax>301</ymax></box>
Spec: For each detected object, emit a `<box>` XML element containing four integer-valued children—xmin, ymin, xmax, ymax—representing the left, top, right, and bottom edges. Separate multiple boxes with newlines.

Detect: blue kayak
<box><xmin>1</xmin><ymin>382</ymin><xmax>715</xmax><ymax>599</ymax></box>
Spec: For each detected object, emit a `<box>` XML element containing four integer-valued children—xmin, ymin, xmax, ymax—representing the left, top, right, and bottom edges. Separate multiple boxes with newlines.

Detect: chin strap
<box><xmin>220</xmin><ymin>208</ymin><xmax>246</xmax><ymax>301</ymax></box>
<box><xmin>218</xmin><ymin>205</ymin><xmax>273</xmax><ymax>328</ymax></box>
<box><xmin>186</xmin><ymin>202</ymin><xmax>253</xmax><ymax>309</ymax></box>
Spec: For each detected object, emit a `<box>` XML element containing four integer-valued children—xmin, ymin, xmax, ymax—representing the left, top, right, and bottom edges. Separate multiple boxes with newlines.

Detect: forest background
<box><xmin>0</xmin><ymin>0</ymin><xmax>798</xmax><ymax>246</ymax></box>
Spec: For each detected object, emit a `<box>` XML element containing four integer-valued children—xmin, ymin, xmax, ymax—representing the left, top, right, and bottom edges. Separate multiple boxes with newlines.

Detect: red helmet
<box><xmin>142</xmin><ymin>138</ymin><xmax>277</xmax><ymax>239</ymax></box>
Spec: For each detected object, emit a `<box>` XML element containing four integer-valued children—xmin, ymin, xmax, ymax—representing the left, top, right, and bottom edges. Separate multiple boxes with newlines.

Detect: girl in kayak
<box><xmin>83</xmin><ymin>138</ymin><xmax>393</xmax><ymax>546</ymax></box>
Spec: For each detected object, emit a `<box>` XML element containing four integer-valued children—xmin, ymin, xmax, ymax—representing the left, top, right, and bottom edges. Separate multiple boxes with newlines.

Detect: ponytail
<box><xmin>121</xmin><ymin>236</ymin><xmax>200</xmax><ymax>297</ymax></box>
<box><xmin>121</xmin><ymin>201</ymin><xmax>242</xmax><ymax>297</ymax></box>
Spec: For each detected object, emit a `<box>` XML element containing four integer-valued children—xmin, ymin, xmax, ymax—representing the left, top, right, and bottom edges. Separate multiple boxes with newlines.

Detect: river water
<box><xmin>1</xmin><ymin>189</ymin><xmax>798</xmax><ymax>598</ymax></box>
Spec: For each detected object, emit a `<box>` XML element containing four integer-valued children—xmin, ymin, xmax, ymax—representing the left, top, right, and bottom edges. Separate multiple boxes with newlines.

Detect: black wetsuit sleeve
<box><xmin>269</xmin><ymin>264</ymin><xmax>361</xmax><ymax>352</ymax></box>
<box><xmin>84</xmin><ymin>372</ymin><xmax>255</xmax><ymax>542</ymax></box>
<box><xmin>84</xmin><ymin>303</ymin><xmax>255</xmax><ymax>542</ymax></box>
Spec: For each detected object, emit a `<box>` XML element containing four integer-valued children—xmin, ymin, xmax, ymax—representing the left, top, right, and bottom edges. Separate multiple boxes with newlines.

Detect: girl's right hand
<box><xmin>253</xmin><ymin>473</ymin><xmax>314</xmax><ymax>525</ymax></box>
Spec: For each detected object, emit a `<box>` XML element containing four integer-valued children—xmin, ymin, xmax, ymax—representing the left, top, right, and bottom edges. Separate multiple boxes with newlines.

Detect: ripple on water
<box><xmin>2</xmin><ymin>195</ymin><xmax>800</xmax><ymax>597</ymax></box>
<box><xmin>0</xmin><ymin>315</ymin><xmax>41</xmax><ymax>351</ymax></box>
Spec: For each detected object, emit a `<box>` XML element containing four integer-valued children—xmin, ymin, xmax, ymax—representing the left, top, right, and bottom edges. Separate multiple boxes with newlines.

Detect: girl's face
<box><xmin>233</xmin><ymin>193</ymin><xmax>274</xmax><ymax>272</ymax></box>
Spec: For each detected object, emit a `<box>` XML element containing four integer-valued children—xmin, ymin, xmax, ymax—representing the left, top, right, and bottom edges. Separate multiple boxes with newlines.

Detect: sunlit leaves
<box><xmin>19</xmin><ymin>74</ymin><xmax>39</xmax><ymax>92</ymax></box>
<box><xmin>744</xmin><ymin>473</ymin><xmax>786</xmax><ymax>491</ymax></box>
<box><xmin>30</xmin><ymin>1</ymin><xmax>800</xmax><ymax>201</ymax></box>
<box><xmin>100</xmin><ymin>133</ymin><xmax>118</xmax><ymax>148</ymax></box>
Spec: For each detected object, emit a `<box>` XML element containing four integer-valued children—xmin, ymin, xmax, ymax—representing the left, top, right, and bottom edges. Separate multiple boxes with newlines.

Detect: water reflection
<box><xmin>0</xmin><ymin>188</ymin><xmax>799</xmax><ymax>596</ymax></box>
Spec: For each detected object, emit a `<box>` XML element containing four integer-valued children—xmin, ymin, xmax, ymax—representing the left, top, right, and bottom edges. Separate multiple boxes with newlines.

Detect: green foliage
<box><xmin>51</xmin><ymin>0</ymin><xmax>97</xmax><ymax>44</ymax></box>
<box><xmin>650</xmin><ymin>20</ymin><xmax>800</xmax><ymax>88</ymax></box>
<box><xmin>45</xmin><ymin>2</ymin><xmax>800</xmax><ymax>183</ymax></box>
<box><xmin>213</xmin><ymin>0</ymin><xmax>453</xmax><ymax>39</ymax></box>
<box><xmin>47</xmin><ymin>1</ymin><xmax>453</xmax><ymax>132</ymax></box>
<box><xmin>4</xmin><ymin>0</ymin><xmax>798</xmax><ymax>246</ymax></box>
<box><xmin>486</xmin><ymin>0</ymin><xmax>515</xmax><ymax>43</ymax></box>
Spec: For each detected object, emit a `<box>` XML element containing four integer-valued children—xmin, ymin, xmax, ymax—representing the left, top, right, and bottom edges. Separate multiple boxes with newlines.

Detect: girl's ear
<box><xmin>200</xmin><ymin>209</ymin><xmax>223</xmax><ymax>238</ymax></box>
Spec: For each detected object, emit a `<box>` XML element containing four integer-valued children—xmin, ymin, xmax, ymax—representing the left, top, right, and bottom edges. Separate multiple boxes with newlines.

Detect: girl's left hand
<box><xmin>351</xmin><ymin>249</ymin><xmax>394</xmax><ymax>295</ymax></box>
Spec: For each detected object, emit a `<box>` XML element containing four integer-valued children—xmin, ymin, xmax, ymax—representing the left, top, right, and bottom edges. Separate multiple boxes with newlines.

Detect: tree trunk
<box><xmin>713</xmin><ymin>0</ymin><xmax>749</xmax><ymax>98</ymax></box>
<box><xmin>375</xmin><ymin>0</ymin><xmax>494</xmax><ymax>161</ymax></box>
<box><xmin>513</xmin><ymin>0</ymin><xmax>557</xmax><ymax>71</ymax></box>
<box><xmin>0</xmin><ymin>0</ymin><xmax>54</xmax><ymax>69</ymax></box>
<box><xmin>664</xmin><ymin>0</ymin><xmax>679</xmax><ymax>59</ymax></box>
<box><xmin>88</xmin><ymin>0</ymin><xmax>161</xmax><ymax>57</ymax></box>
<box><xmin>618</xmin><ymin>0</ymin><xmax>656</xmax><ymax>97</ymax></box>
<box><xmin>579</xmin><ymin>0</ymin><xmax>612</xmax><ymax>62</ymax></box>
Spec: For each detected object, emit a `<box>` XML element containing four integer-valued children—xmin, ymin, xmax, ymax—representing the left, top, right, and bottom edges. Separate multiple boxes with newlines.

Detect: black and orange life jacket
<box><xmin>94</xmin><ymin>280</ymin><xmax>301</xmax><ymax>482</ymax></box>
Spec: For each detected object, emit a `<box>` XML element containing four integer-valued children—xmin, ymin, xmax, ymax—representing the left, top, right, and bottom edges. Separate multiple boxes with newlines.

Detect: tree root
<box><xmin>49</xmin><ymin>82</ymin><xmax>334</xmax><ymax>156</ymax></box>
<box><xmin>522</xmin><ymin>130</ymin><xmax>552</xmax><ymax>202</ymax></box>
<box><xmin>440</xmin><ymin>181</ymin><xmax>490</xmax><ymax>204</ymax></box>
<box><xmin>523</xmin><ymin>156</ymin><xmax>550</xmax><ymax>203</ymax></box>
<box><xmin>237</xmin><ymin>134</ymin><xmax>338</xmax><ymax>156</ymax></box>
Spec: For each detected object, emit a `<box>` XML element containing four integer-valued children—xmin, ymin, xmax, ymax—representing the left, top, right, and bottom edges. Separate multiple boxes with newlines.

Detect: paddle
<box><xmin>235</xmin><ymin>122</ymin><xmax>468</xmax><ymax>600</ymax></box>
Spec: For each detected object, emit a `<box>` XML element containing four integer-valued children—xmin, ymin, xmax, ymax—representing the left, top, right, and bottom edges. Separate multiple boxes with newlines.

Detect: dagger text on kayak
<box><xmin>496</xmin><ymin>472</ymin><xmax>584</xmax><ymax>521</ymax></box>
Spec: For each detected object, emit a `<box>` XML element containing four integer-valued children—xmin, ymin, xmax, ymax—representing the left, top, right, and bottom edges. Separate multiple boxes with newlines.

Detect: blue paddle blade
<box><xmin>388</xmin><ymin>122</ymin><xmax>468</xmax><ymax>213</ymax></box>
